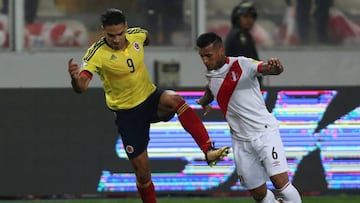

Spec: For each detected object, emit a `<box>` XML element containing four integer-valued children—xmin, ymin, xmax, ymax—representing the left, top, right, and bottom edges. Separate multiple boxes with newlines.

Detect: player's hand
<box><xmin>267</xmin><ymin>58</ymin><xmax>283</xmax><ymax>75</ymax></box>
<box><xmin>196</xmin><ymin>99</ymin><xmax>212</xmax><ymax>116</ymax></box>
<box><xmin>68</xmin><ymin>58</ymin><xmax>80</xmax><ymax>79</ymax></box>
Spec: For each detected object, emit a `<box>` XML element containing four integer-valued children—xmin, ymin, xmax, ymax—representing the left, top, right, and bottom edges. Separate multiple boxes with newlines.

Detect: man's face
<box><xmin>198</xmin><ymin>43</ymin><xmax>225</xmax><ymax>71</ymax></box>
<box><xmin>102</xmin><ymin>23</ymin><xmax>128</xmax><ymax>50</ymax></box>
<box><xmin>239</xmin><ymin>13</ymin><xmax>255</xmax><ymax>31</ymax></box>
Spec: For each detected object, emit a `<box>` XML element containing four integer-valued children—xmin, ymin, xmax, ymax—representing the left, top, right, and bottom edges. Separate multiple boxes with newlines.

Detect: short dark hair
<box><xmin>196</xmin><ymin>32</ymin><xmax>223</xmax><ymax>48</ymax></box>
<box><xmin>101</xmin><ymin>8</ymin><xmax>126</xmax><ymax>27</ymax></box>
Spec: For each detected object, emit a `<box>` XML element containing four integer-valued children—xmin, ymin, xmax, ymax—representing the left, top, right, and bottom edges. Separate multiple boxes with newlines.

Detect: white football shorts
<box><xmin>231</xmin><ymin>128</ymin><xmax>289</xmax><ymax>190</ymax></box>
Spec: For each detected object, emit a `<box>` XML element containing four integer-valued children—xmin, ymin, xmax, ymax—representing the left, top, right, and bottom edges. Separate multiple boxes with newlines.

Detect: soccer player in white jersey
<box><xmin>196</xmin><ymin>32</ymin><xmax>302</xmax><ymax>203</ymax></box>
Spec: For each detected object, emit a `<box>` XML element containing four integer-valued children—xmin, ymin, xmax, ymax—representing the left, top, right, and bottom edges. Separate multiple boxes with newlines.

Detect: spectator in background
<box><xmin>225</xmin><ymin>0</ymin><xmax>263</xmax><ymax>87</ymax></box>
<box><xmin>296</xmin><ymin>0</ymin><xmax>334</xmax><ymax>44</ymax></box>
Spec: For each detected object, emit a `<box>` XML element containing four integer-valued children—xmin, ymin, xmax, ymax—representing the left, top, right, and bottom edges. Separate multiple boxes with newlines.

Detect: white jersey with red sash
<box><xmin>206</xmin><ymin>56</ymin><xmax>279</xmax><ymax>141</ymax></box>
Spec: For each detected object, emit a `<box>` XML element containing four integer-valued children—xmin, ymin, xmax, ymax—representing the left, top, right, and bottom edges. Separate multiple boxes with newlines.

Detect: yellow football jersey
<box><xmin>81</xmin><ymin>27</ymin><xmax>156</xmax><ymax>110</ymax></box>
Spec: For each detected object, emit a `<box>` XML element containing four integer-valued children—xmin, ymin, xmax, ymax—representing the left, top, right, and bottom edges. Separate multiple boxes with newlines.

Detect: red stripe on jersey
<box><xmin>225</xmin><ymin>57</ymin><xmax>230</xmax><ymax>64</ymax></box>
<box><xmin>216</xmin><ymin>61</ymin><xmax>242</xmax><ymax>117</ymax></box>
<box><xmin>257</xmin><ymin>61</ymin><xmax>264</xmax><ymax>73</ymax></box>
<box><xmin>80</xmin><ymin>70</ymin><xmax>93</xmax><ymax>79</ymax></box>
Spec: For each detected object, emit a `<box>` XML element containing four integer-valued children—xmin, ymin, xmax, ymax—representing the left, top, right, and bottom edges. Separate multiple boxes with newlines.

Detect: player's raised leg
<box><xmin>158</xmin><ymin>90</ymin><xmax>230</xmax><ymax>166</ymax></box>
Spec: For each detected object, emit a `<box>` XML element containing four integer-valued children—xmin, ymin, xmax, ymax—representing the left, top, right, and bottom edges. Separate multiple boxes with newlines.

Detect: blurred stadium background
<box><xmin>0</xmin><ymin>0</ymin><xmax>359</xmax><ymax>202</ymax></box>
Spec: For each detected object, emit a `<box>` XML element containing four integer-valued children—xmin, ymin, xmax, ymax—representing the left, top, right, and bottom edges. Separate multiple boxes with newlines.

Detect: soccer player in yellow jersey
<box><xmin>67</xmin><ymin>8</ymin><xmax>229</xmax><ymax>203</ymax></box>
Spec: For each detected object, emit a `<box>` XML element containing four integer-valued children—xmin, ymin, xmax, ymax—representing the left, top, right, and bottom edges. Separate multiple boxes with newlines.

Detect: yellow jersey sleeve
<box><xmin>81</xmin><ymin>39</ymin><xmax>106</xmax><ymax>74</ymax></box>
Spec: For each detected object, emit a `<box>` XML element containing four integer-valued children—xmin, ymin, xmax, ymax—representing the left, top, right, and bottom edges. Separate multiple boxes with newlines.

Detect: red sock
<box><xmin>176</xmin><ymin>100</ymin><xmax>211</xmax><ymax>153</ymax></box>
<box><xmin>137</xmin><ymin>181</ymin><xmax>156</xmax><ymax>203</ymax></box>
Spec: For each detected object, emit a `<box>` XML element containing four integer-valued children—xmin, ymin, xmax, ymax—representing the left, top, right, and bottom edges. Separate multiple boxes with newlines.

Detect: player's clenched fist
<box><xmin>67</xmin><ymin>58</ymin><xmax>89</xmax><ymax>93</ymax></box>
<box><xmin>267</xmin><ymin>58</ymin><xmax>283</xmax><ymax>75</ymax></box>
<box><xmin>68</xmin><ymin>58</ymin><xmax>80</xmax><ymax>79</ymax></box>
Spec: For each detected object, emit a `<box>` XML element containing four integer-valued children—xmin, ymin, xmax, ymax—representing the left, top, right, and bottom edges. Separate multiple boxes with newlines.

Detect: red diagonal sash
<box><xmin>216</xmin><ymin>61</ymin><xmax>242</xmax><ymax>117</ymax></box>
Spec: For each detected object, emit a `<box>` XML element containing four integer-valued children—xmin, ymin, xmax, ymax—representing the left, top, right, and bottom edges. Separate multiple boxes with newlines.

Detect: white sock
<box><xmin>277</xmin><ymin>182</ymin><xmax>302</xmax><ymax>203</ymax></box>
<box><xmin>257</xmin><ymin>189</ymin><xmax>278</xmax><ymax>203</ymax></box>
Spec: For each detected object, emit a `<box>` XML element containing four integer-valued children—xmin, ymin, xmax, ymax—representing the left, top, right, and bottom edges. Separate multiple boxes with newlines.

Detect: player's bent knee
<box><xmin>160</xmin><ymin>91</ymin><xmax>184</xmax><ymax>110</ymax></box>
<box><xmin>161</xmin><ymin>113</ymin><xmax>175</xmax><ymax>122</ymax></box>
<box><xmin>249</xmin><ymin>184</ymin><xmax>268</xmax><ymax>201</ymax></box>
<box><xmin>270</xmin><ymin>172</ymin><xmax>290</xmax><ymax>189</ymax></box>
<box><xmin>164</xmin><ymin>90</ymin><xmax>184</xmax><ymax>102</ymax></box>
<box><xmin>164</xmin><ymin>90</ymin><xmax>177</xmax><ymax>95</ymax></box>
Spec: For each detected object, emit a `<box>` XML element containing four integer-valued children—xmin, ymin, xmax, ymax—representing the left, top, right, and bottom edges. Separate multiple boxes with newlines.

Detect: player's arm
<box><xmin>68</xmin><ymin>58</ymin><xmax>91</xmax><ymax>94</ymax></box>
<box><xmin>196</xmin><ymin>86</ymin><xmax>214</xmax><ymax>115</ymax></box>
<box><xmin>259</xmin><ymin>57</ymin><xmax>284</xmax><ymax>76</ymax></box>
<box><xmin>198</xmin><ymin>86</ymin><xmax>214</xmax><ymax>106</ymax></box>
